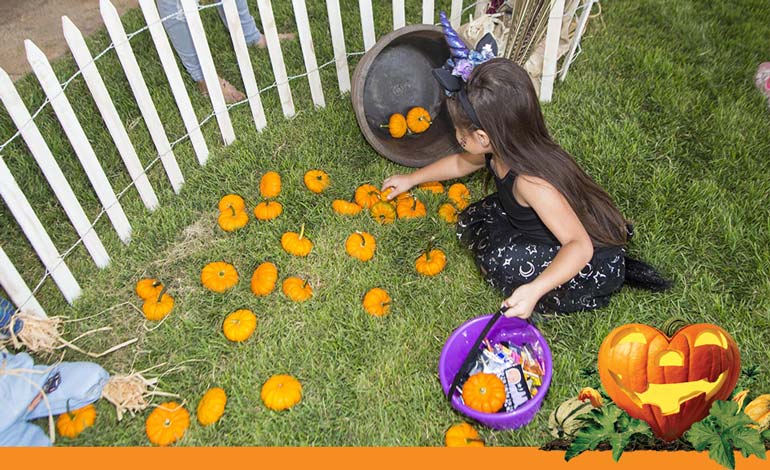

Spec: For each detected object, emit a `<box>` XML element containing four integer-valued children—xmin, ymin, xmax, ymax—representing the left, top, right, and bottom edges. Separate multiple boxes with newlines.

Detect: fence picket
<box><xmin>540</xmin><ymin>0</ymin><xmax>565</xmax><ymax>102</ymax></box>
<box><xmin>326</xmin><ymin>0</ymin><xmax>350</xmax><ymax>94</ymax></box>
<box><xmin>221</xmin><ymin>0</ymin><xmax>268</xmax><ymax>130</ymax></box>
<box><xmin>292</xmin><ymin>0</ymin><xmax>325</xmax><ymax>108</ymax></box>
<box><xmin>359</xmin><ymin>0</ymin><xmax>375</xmax><ymax>51</ymax></box>
<box><xmin>0</xmin><ymin>156</ymin><xmax>81</xmax><ymax>304</ymax></box>
<box><xmin>256</xmin><ymin>0</ymin><xmax>296</xmax><ymax>118</ymax></box>
<box><xmin>0</xmin><ymin>245</ymin><xmax>47</xmax><ymax>318</ymax></box>
<box><xmin>101</xmin><ymin>0</ymin><xmax>185</xmax><ymax>193</ymax></box>
<box><xmin>393</xmin><ymin>0</ymin><xmax>405</xmax><ymax>30</ymax></box>
<box><xmin>138</xmin><ymin>0</ymin><xmax>210</xmax><ymax>164</ymax></box>
<box><xmin>26</xmin><ymin>40</ymin><xmax>133</xmax><ymax>245</ymax></box>
<box><xmin>560</xmin><ymin>0</ymin><xmax>593</xmax><ymax>82</ymax></box>
<box><xmin>0</xmin><ymin>68</ymin><xmax>110</xmax><ymax>269</ymax></box>
<box><xmin>450</xmin><ymin>0</ymin><xmax>463</xmax><ymax>28</ymax></box>
<box><xmin>62</xmin><ymin>16</ymin><xmax>159</xmax><ymax>212</ymax></box>
<box><xmin>422</xmin><ymin>0</ymin><xmax>434</xmax><ymax>24</ymax></box>
<box><xmin>179</xmin><ymin>0</ymin><xmax>236</xmax><ymax>143</ymax></box>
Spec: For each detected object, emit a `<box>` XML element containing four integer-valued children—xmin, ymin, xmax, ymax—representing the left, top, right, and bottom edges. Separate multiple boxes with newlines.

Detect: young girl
<box><xmin>382</xmin><ymin>58</ymin><xmax>668</xmax><ymax>321</ymax></box>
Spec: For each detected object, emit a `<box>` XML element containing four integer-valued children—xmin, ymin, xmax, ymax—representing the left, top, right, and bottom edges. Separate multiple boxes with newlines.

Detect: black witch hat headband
<box><xmin>432</xmin><ymin>12</ymin><xmax>498</xmax><ymax>130</ymax></box>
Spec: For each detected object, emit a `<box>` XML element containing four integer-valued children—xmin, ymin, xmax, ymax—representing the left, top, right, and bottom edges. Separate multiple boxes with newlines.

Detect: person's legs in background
<box><xmin>157</xmin><ymin>0</ymin><xmax>204</xmax><ymax>82</ymax></box>
<box><xmin>157</xmin><ymin>0</ymin><xmax>245</xmax><ymax>102</ymax></box>
<box><xmin>216</xmin><ymin>0</ymin><xmax>262</xmax><ymax>46</ymax></box>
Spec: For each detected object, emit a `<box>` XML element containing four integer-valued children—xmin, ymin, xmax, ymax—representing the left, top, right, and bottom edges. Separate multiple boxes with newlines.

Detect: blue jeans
<box><xmin>157</xmin><ymin>0</ymin><xmax>262</xmax><ymax>82</ymax></box>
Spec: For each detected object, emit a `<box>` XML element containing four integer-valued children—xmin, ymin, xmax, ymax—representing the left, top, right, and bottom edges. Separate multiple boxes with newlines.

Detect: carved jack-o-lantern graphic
<box><xmin>598</xmin><ymin>323</ymin><xmax>740</xmax><ymax>442</ymax></box>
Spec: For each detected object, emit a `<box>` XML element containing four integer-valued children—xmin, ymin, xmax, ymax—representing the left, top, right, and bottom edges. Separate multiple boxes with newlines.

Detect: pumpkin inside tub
<box><xmin>438</xmin><ymin>313</ymin><xmax>553</xmax><ymax>430</ymax></box>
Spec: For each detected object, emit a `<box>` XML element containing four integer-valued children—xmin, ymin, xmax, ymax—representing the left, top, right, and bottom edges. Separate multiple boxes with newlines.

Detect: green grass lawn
<box><xmin>1</xmin><ymin>0</ymin><xmax>769</xmax><ymax>447</ymax></box>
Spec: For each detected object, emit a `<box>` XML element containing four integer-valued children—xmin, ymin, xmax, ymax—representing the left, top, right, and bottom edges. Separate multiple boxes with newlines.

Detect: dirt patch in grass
<box><xmin>150</xmin><ymin>211</ymin><xmax>218</xmax><ymax>299</ymax></box>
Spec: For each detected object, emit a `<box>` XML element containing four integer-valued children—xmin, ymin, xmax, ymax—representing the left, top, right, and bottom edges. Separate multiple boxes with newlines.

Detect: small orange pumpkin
<box><xmin>354</xmin><ymin>184</ymin><xmax>382</xmax><ymax>209</ymax></box>
<box><xmin>462</xmin><ymin>373</ymin><xmax>506</xmax><ymax>413</ymax></box>
<box><xmin>332</xmin><ymin>199</ymin><xmax>363</xmax><ymax>216</ymax></box>
<box><xmin>282</xmin><ymin>277</ymin><xmax>313</xmax><ymax>302</ymax></box>
<box><xmin>218</xmin><ymin>206</ymin><xmax>249</xmax><ymax>232</ymax></box>
<box><xmin>438</xmin><ymin>203</ymin><xmax>459</xmax><ymax>223</ymax></box>
<box><xmin>197</xmin><ymin>387</ymin><xmax>227</xmax><ymax>426</ymax></box>
<box><xmin>418</xmin><ymin>181</ymin><xmax>444</xmax><ymax>193</ymax></box>
<box><xmin>250</xmin><ymin>261</ymin><xmax>278</xmax><ymax>296</ymax></box>
<box><xmin>261</xmin><ymin>374</ymin><xmax>302</xmax><ymax>411</ymax></box>
<box><xmin>448</xmin><ymin>183</ymin><xmax>470</xmax><ymax>210</ymax></box>
<box><xmin>223</xmin><ymin>309</ymin><xmax>257</xmax><ymax>342</ymax></box>
<box><xmin>406</xmin><ymin>106</ymin><xmax>432</xmax><ymax>133</ymax></box>
<box><xmin>381</xmin><ymin>113</ymin><xmax>408</xmax><ymax>138</ymax></box>
<box><xmin>415</xmin><ymin>246</ymin><xmax>447</xmax><ymax>276</ymax></box>
<box><xmin>254</xmin><ymin>200</ymin><xmax>283</xmax><ymax>221</ymax></box>
<box><xmin>396</xmin><ymin>195</ymin><xmax>426</xmax><ymax>219</ymax></box>
<box><xmin>142</xmin><ymin>288</ymin><xmax>175</xmax><ymax>321</ymax></box>
<box><xmin>281</xmin><ymin>225</ymin><xmax>313</xmax><ymax>257</ymax></box>
<box><xmin>135</xmin><ymin>278</ymin><xmax>163</xmax><ymax>300</ymax></box>
<box><xmin>218</xmin><ymin>194</ymin><xmax>246</xmax><ymax>213</ymax></box>
<box><xmin>259</xmin><ymin>171</ymin><xmax>281</xmax><ymax>198</ymax></box>
<box><xmin>370</xmin><ymin>201</ymin><xmax>396</xmax><ymax>224</ymax></box>
<box><xmin>362</xmin><ymin>287</ymin><xmax>391</xmax><ymax>317</ymax></box>
<box><xmin>145</xmin><ymin>401</ymin><xmax>190</xmax><ymax>446</ymax></box>
<box><xmin>56</xmin><ymin>404</ymin><xmax>96</xmax><ymax>438</ymax></box>
<box><xmin>345</xmin><ymin>231</ymin><xmax>376</xmax><ymax>262</ymax></box>
<box><xmin>445</xmin><ymin>422</ymin><xmax>484</xmax><ymax>447</ymax></box>
<box><xmin>304</xmin><ymin>170</ymin><xmax>330</xmax><ymax>194</ymax></box>
<box><xmin>201</xmin><ymin>261</ymin><xmax>239</xmax><ymax>293</ymax></box>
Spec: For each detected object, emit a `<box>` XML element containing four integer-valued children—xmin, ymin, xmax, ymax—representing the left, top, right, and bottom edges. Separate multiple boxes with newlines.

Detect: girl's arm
<box><xmin>381</xmin><ymin>152</ymin><xmax>485</xmax><ymax>199</ymax></box>
<box><xmin>502</xmin><ymin>176</ymin><xmax>594</xmax><ymax>319</ymax></box>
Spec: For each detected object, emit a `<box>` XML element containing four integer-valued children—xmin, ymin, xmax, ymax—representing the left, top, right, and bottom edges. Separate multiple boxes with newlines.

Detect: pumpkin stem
<box><xmin>65</xmin><ymin>398</ymin><xmax>74</xmax><ymax>419</ymax></box>
<box><xmin>424</xmin><ymin>237</ymin><xmax>436</xmax><ymax>261</ymax></box>
<box><xmin>356</xmin><ymin>231</ymin><xmax>367</xmax><ymax>246</ymax></box>
<box><xmin>156</xmin><ymin>285</ymin><xmax>168</xmax><ymax>303</ymax></box>
<box><xmin>662</xmin><ymin>317</ymin><xmax>688</xmax><ymax>337</ymax></box>
<box><xmin>301</xmin><ymin>279</ymin><xmax>309</xmax><ymax>289</ymax></box>
<box><xmin>152</xmin><ymin>280</ymin><xmax>162</xmax><ymax>288</ymax></box>
<box><xmin>299</xmin><ymin>224</ymin><xmax>305</xmax><ymax>240</ymax></box>
<box><xmin>230</xmin><ymin>206</ymin><xmax>236</xmax><ymax>217</ymax></box>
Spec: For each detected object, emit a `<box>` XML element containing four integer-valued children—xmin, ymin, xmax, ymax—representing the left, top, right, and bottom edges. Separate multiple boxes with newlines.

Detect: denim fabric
<box><xmin>157</xmin><ymin>0</ymin><xmax>262</xmax><ymax>81</ymax></box>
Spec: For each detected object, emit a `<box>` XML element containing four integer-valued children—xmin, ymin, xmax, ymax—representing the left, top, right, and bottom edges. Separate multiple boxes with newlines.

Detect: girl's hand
<box><xmin>501</xmin><ymin>283</ymin><xmax>541</xmax><ymax>319</ymax></box>
<box><xmin>381</xmin><ymin>174</ymin><xmax>414</xmax><ymax>200</ymax></box>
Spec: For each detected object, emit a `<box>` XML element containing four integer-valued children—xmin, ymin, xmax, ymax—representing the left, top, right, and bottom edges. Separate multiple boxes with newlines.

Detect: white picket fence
<box><xmin>0</xmin><ymin>0</ymin><xmax>594</xmax><ymax>319</ymax></box>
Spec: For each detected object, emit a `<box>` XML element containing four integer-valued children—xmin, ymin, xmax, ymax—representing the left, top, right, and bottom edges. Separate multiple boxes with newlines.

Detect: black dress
<box><xmin>456</xmin><ymin>155</ymin><xmax>625</xmax><ymax>318</ymax></box>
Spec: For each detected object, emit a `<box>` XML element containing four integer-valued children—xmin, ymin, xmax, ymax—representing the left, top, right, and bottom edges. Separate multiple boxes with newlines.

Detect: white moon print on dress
<box><xmin>519</xmin><ymin>261</ymin><xmax>536</xmax><ymax>278</ymax></box>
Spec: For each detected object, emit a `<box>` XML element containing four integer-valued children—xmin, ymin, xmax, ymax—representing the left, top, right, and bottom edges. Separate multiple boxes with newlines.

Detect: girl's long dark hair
<box><xmin>447</xmin><ymin>58</ymin><xmax>628</xmax><ymax>247</ymax></box>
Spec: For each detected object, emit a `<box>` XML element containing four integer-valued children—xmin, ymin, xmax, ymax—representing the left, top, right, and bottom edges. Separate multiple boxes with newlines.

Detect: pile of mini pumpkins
<box><xmin>120</xmin><ymin>168</ymin><xmax>478</xmax><ymax>446</ymax></box>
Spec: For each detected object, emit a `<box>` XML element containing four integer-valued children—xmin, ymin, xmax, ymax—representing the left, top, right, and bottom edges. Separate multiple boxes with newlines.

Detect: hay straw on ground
<box><xmin>4</xmin><ymin>312</ymin><xmax>137</xmax><ymax>358</ymax></box>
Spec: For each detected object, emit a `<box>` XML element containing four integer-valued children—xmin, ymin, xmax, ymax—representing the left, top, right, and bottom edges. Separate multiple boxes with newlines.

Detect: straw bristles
<box><xmin>3</xmin><ymin>312</ymin><xmax>137</xmax><ymax>358</ymax></box>
<box><xmin>101</xmin><ymin>371</ymin><xmax>177</xmax><ymax>421</ymax></box>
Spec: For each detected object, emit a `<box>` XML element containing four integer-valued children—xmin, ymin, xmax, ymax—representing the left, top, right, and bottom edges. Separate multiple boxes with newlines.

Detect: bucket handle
<box><xmin>445</xmin><ymin>308</ymin><xmax>504</xmax><ymax>402</ymax></box>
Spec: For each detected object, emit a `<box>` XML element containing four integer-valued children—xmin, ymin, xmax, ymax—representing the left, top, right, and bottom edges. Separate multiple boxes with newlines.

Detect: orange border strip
<box><xmin>3</xmin><ymin>448</ymin><xmax>767</xmax><ymax>469</ymax></box>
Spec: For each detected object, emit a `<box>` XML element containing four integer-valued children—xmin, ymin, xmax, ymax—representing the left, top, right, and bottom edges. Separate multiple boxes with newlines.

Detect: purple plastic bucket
<box><xmin>438</xmin><ymin>314</ymin><xmax>553</xmax><ymax>430</ymax></box>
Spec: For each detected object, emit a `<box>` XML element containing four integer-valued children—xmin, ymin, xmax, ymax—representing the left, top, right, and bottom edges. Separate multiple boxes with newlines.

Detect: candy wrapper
<box><xmin>462</xmin><ymin>339</ymin><xmax>546</xmax><ymax>412</ymax></box>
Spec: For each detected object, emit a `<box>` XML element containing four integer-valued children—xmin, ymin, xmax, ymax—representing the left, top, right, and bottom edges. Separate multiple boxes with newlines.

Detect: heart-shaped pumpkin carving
<box><xmin>598</xmin><ymin>322</ymin><xmax>740</xmax><ymax>442</ymax></box>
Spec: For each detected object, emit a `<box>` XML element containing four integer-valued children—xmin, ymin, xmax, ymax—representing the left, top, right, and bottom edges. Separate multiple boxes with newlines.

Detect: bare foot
<box><xmin>254</xmin><ymin>32</ymin><xmax>297</xmax><ymax>49</ymax></box>
<box><xmin>197</xmin><ymin>77</ymin><xmax>246</xmax><ymax>104</ymax></box>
